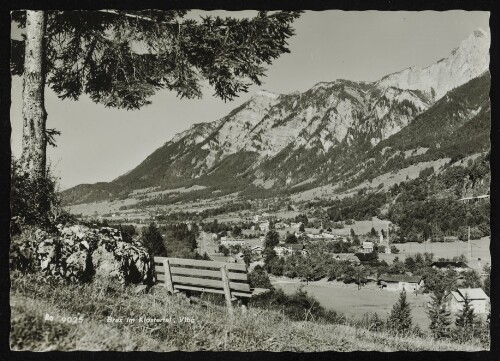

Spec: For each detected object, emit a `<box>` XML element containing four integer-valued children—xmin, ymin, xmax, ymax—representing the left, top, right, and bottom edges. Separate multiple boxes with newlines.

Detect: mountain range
<box><xmin>62</xmin><ymin>29</ymin><xmax>491</xmax><ymax>206</ymax></box>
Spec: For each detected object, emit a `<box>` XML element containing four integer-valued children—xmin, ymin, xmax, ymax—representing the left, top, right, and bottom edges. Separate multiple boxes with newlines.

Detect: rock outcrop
<box><xmin>10</xmin><ymin>224</ymin><xmax>154</xmax><ymax>284</ymax></box>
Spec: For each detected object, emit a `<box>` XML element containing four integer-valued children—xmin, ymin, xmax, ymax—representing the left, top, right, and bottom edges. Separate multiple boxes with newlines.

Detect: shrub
<box><xmin>248</xmin><ymin>265</ymin><xmax>273</xmax><ymax>289</ymax></box>
<box><xmin>390</xmin><ymin>245</ymin><xmax>400</xmax><ymax>254</ymax></box>
<box><xmin>10</xmin><ymin>158</ymin><xmax>62</xmax><ymax>232</ymax></box>
<box><xmin>251</xmin><ymin>287</ymin><xmax>345</xmax><ymax>324</ymax></box>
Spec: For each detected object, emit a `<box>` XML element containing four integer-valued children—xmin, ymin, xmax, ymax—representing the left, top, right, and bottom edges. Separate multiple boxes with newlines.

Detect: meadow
<box><xmin>381</xmin><ymin>237</ymin><xmax>491</xmax><ymax>270</ymax></box>
<box><xmin>10</xmin><ymin>271</ymin><xmax>486</xmax><ymax>351</ymax></box>
<box><xmin>271</xmin><ymin>278</ymin><xmax>432</xmax><ymax>329</ymax></box>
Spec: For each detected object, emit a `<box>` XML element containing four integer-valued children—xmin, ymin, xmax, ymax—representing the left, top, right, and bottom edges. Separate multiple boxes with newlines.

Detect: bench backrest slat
<box><xmin>154</xmin><ymin>256</ymin><xmax>250</xmax><ymax>294</ymax></box>
<box><xmin>169</xmin><ymin>266</ymin><xmax>249</xmax><ymax>281</ymax></box>
<box><xmin>154</xmin><ymin>256</ymin><xmax>247</xmax><ymax>272</ymax></box>
<box><xmin>174</xmin><ymin>284</ymin><xmax>253</xmax><ymax>298</ymax></box>
<box><xmin>171</xmin><ymin>275</ymin><xmax>251</xmax><ymax>292</ymax></box>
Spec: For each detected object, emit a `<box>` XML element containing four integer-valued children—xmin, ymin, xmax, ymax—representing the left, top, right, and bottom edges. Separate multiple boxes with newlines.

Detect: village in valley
<box><xmin>9</xmin><ymin>9</ymin><xmax>492</xmax><ymax>351</ymax></box>
<box><xmin>66</xmin><ymin>190</ymin><xmax>491</xmax><ymax>330</ymax></box>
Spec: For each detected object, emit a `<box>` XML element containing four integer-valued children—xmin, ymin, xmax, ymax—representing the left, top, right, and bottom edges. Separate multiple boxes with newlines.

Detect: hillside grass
<box><xmin>10</xmin><ymin>271</ymin><xmax>486</xmax><ymax>351</ymax></box>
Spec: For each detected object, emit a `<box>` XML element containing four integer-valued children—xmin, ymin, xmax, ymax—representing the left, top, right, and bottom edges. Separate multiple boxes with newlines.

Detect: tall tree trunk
<box><xmin>21</xmin><ymin>10</ymin><xmax>47</xmax><ymax>179</ymax></box>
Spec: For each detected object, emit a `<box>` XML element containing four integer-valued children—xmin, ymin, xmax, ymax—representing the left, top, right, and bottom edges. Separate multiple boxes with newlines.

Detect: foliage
<box><xmin>453</xmin><ymin>295</ymin><xmax>477</xmax><ymax>343</ymax></box>
<box><xmin>140</xmin><ymin>222</ymin><xmax>166</xmax><ymax>256</ymax></box>
<box><xmin>483</xmin><ymin>265</ymin><xmax>490</xmax><ymax>296</ymax></box>
<box><xmin>294</xmin><ymin>213</ymin><xmax>308</xmax><ymax>225</ymax></box>
<box><xmin>355</xmin><ymin>252</ymin><xmax>379</xmax><ymax>264</ymax></box>
<box><xmin>162</xmin><ymin>223</ymin><xmax>199</xmax><ymax>258</ymax></box>
<box><xmin>390</xmin><ymin>245</ymin><xmax>400</xmax><ymax>254</ymax></box>
<box><xmin>387</xmin><ymin>290</ymin><xmax>413</xmax><ymax>335</ymax></box>
<box><xmin>232</xmin><ymin>225</ymin><xmax>242</xmax><ymax>237</ymax></box>
<box><xmin>251</xmin><ymin>287</ymin><xmax>344</xmax><ymax>324</ymax></box>
<box><xmin>422</xmin><ymin>267</ymin><xmax>458</xmax><ymax>294</ymax></box>
<box><xmin>12</xmin><ymin>10</ymin><xmax>301</xmax><ymax>109</ymax></box>
<box><xmin>10</xmin><ymin>271</ymin><xmax>487</xmax><ymax>351</ymax></box>
<box><xmin>10</xmin><ymin>158</ymin><xmax>62</xmax><ymax>231</ymax></box>
<box><xmin>117</xmin><ymin>224</ymin><xmax>136</xmax><ymax>242</ymax></box>
<box><xmin>219</xmin><ymin>244</ymin><xmax>230</xmax><ymax>256</ymax></box>
<box><xmin>428</xmin><ymin>290</ymin><xmax>452</xmax><ymax>339</ymax></box>
<box><xmin>285</xmin><ymin>233</ymin><xmax>298</xmax><ymax>244</ymax></box>
<box><xmin>248</xmin><ymin>265</ymin><xmax>273</xmax><ymax>289</ymax></box>
<box><xmin>461</xmin><ymin>269</ymin><xmax>482</xmax><ymax>289</ymax></box>
<box><xmin>326</xmin><ymin>192</ymin><xmax>388</xmax><ymax>222</ymax></box>
<box><xmin>264</xmin><ymin>230</ymin><xmax>280</xmax><ymax>249</ymax></box>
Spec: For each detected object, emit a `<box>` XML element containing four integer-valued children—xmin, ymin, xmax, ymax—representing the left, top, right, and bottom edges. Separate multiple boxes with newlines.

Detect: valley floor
<box><xmin>271</xmin><ymin>276</ymin><xmax>432</xmax><ymax>329</ymax></box>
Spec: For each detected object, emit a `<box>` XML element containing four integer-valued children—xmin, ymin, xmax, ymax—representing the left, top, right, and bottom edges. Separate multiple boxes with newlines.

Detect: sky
<box><xmin>10</xmin><ymin>10</ymin><xmax>490</xmax><ymax>190</ymax></box>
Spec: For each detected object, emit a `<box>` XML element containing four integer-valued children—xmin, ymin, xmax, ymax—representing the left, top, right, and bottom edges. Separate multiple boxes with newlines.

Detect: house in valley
<box><xmin>283</xmin><ymin>243</ymin><xmax>305</xmax><ymax>254</ymax></box>
<box><xmin>273</xmin><ymin>245</ymin><xmax>287</xmax><ymax>257</ymax></box>
<box><xmin>258</xmin><ymin>221</ymin><xmax>270</xmax><ymax>232</ymax></box>
<box><xmin>445</xmin><ymin>288</ymin><xmax>490</xmax><ymax>314</ymax></box>
<box><xmin>361</xmin><ymin>242</ymin><xmax>374</xmax><ymax>254</ymax></box>
<box><xmin>431</xmin><ymin>261</ymin><xmax>470</xmax><ymax>273</ymax></box>
<box><xmin>378</xmin><ymin>274</ymin><xmax>424</xmax><ymax>292</ymax></box>
<box><xmin>251</xmin><ymin>245</ymin><xmax>264</xmax><ymax>255</ymax></box>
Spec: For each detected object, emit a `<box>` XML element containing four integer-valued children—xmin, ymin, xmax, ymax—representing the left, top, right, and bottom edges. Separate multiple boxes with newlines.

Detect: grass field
<box><xmin>271</xmin><ymin>278</ymin><xmax>432</xmax><ymax>329</ymax></box>
<box><xmin>10</xmin><ymin>272</ymin><xmax>486</xmax><ymax>351</ymax></box>
<box><xmin>383</xmin><ymin>237</ymin><xmax>491</xmax><ymax>270</ymax></box>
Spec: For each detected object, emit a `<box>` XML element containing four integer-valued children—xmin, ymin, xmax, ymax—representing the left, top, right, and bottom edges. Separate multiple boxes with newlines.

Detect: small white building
<box><xmin>220</xmin><ymin>239</ymin><xmax>248</xmax><ymax>247</ymax></box>
<box><xmin>379</xmin><ymin>275</ymin><xmax>424</xmax><ymax>292</ymax></box>
<box><xmin>275</xmin><ymin>222</ymin><xmax>289</xmax><ymax>230</ymax></box>
<box><xmin>361</xmin><ymin>242</ymin><xmax>374</xmax><ymax>253</ymax></box>
<box><xmin>273</xmin><ymin>246</ymin><xmax>287</xmax><ymax>257</ymax></box>
<box><xmin>259</xmin><ymin>221</ymin><xmax>270</xmax><ymax>232</ymax></box>
<box><xmin>321</xmin><ymin>232</ymin><xmax>337</xmax><ymax>239</ymax></box>
<box><xmin>251</xmin><ymin>245</ymin><xmax>264</xmax><ymax>255</ymax></box>
<box><xmin>446</xmin><ymin>288</ymin><xmax>490</xmax><ymax>314</ymax></box>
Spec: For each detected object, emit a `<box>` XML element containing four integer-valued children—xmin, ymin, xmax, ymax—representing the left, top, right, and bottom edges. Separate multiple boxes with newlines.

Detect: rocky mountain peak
<box><xmin>62</xmin><ymin>30</ymin><xmax>490</xmax><ymax>204</ymax></box>
<box><xmin>376</xmin><ymin>29</ymin><xmax>489</xmax><ymax>101</ymax></box>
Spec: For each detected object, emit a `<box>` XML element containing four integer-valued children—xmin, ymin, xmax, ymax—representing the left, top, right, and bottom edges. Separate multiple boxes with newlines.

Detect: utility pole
<box><xmin>468</xmin><ymin>226</ymin><xmax>471</xmax><ymax>261</ymax></box>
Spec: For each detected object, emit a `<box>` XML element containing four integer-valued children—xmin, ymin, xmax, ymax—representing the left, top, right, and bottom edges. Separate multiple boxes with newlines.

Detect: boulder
<box><xmin>65</xmin><ymin>250</ymin><xmax>92</xmax><ymax>282</ymax></box>
<box><xmin>92</xmin><ymin>245</ymin><xmax>122</xmax><ymax>280</ymax></box>
<box><xmin>13</xmin><ymin>224</ymin><xmax>154</xmax><ymax>285</ymax></box>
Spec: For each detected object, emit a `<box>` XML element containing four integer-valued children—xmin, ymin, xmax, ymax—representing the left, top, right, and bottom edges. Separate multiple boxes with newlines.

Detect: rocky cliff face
<box><xmin>63</xmin><ymin>29</ymin><xmax>490</xmax><ymax>203</ymax></box>
<box><xmin>377</xmin><ymin>29</ymin><xmax>490</xmax><ymax>100</ymax></box>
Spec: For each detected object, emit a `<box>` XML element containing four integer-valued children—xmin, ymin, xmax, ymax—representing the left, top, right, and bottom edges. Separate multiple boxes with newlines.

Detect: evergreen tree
<box><xmin>427</xmin><ymin>290</ymin><xmax>452</xmax><ymax>339</ymax></box>
<box><xmin>242</xmin><ymin>248</ymin><xmax>252</xmax><ymax>267</ymax></box>
<box><xmin>483</xmin><ymin>265</ymin><xmax>491</xmax><ymax>296</ymax></box>
<box><xmin>11</xmin><ymin>10</ymin><xmax>301</xmax><ymax>181</ymax></box>
<box><xmin>141</xmin><ymin>222</ymin><xmax>166</xmax><ymax>256</ymax></box>
<box><xmin>454</xmin><ymin>294</ymin><xmax>476</xmax><ymax>341</ymax></box>
<box><xmin>387</xmin><ymin>290</ymin><xmax>413</xmax><ymax>335</ymax></box>
<box><xmin>368</xmin><ymin>312</ymin><xmax>384</xmax><ymax>332</ymax></box>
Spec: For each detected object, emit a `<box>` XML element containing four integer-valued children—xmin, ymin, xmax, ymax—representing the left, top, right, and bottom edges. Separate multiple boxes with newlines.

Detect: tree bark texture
<box><xmin>21</xmin><ymin>10</ymin><xmax>47</xmax><ymax>179</ymax></box>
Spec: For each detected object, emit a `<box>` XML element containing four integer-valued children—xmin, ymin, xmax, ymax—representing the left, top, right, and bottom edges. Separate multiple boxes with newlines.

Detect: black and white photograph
<box><xmin>7</xmin><ymin>7</ymin><xmax>492</xmax><ymax>352</ymax></box>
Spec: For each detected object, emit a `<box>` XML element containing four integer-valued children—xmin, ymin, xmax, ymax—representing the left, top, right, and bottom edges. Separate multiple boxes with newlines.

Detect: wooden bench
<box><xmin>154</xmin><ymin>257</ymin><xmax>270</xmax><ymax>312</ymax></box>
